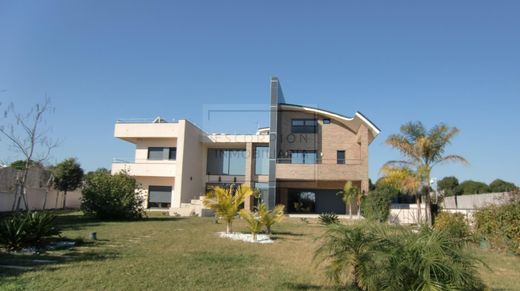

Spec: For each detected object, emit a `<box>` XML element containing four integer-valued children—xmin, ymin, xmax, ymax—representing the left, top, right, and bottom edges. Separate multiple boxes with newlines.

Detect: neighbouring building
<box><xmin>111</xmin><ymin>78</ymin><xmax>380</xmax><ymax>216</ymax></box>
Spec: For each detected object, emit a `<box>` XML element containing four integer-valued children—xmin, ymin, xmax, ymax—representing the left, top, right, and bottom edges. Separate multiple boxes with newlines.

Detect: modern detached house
<box><xmin>111</xmin><ymin>78</ymin><xmax>380</xmax><ymax>216</ymax></box>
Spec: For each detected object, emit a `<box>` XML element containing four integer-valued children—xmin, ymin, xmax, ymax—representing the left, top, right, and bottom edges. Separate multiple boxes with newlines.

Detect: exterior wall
<box><xmin>115</xmin><ymin>122</ymin><xmax>179</xmax><ymax>139</ymax></box>
<box><xmin>134</xmin><ymin>138</ymin><xmax>177</xmax><ymax>162</ymax></box>
<box><xmin>173</xmin><ymin>120</ymin><xmax>204</xmax><ymax>206</ymax></box>
<box><xmin>277</xmin><ymin>111</ymin><xmax>320</xmax><ymax>156</ymax></box>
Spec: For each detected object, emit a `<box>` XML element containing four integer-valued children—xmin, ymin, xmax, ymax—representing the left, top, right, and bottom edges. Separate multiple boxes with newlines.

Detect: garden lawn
<box><xmin>1</xmin><ymin>211</ymin><xmax>519</xmax><ymax>290</ymax></box>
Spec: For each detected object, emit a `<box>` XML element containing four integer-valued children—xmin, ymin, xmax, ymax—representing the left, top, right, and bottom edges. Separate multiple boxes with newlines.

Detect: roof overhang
<box><xmin>279</xmin><ymin>103</ymin><xmax>380</xmax><ymax>143</ymax></box>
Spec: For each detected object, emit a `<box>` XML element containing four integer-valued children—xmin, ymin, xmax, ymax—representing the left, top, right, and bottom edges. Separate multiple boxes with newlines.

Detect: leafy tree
<box><xmin>9</xmin><ymin>160</ymin><xmax>42</xmax><ymax>170</ymax></box>
<box><xmin>81</xmin><ymin>171</ymin><xmax>144</xmax><ymax>219</ymax></box>
<box><xmin>437</xmin><ymin>176</ymin><xmax>462</xmax><ymax>197</ymax></box>
<box><xmin>337</xmin><ymin>181</ymin><xmax>361</xmax><ymax>219</ymax></box>
<box><xmin>384</xmin><ymin>121</ymin><xmax>468</xmax><ymax>225</ymax></box>
<box><xmin>203</xmin><ymin>184</ymin><xmax>253</xmax><ymax>233</ymax></box>
<box><xmin>458</xmin><ymin>180</ymin><xmax>490</xmax><ymax>195</ymax></box>
<box><xmin>489</xmin><ymin>179</ymin><xmax>517</xmax><ymax>193</ymax></box>
<box><xmin>52</xmin><ymin>158</ymin><xmax>84</xmax><ymax>209</ymax></box>
<box><xmin>257</xmin><ymin>203</ymin><xmax>285</xmax><ymax>235</ymax></box>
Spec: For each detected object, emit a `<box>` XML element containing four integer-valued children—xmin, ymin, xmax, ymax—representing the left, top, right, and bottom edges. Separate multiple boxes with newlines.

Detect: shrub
<box><xmin>489</xmin><ymin>179</ymin><xmax>517</xmax><ymax>193</ymax></box>
<box><xmin>0</xmin><ymin>211</ymin><xmax>61</xmax><ymax>251</ymax></box>
<box><xmin>319</xmin><ymin>213</ymin><xmax>339</xmax><ymax>225</ymax></box>
<box><xmin>239</xmin><ymin>209</ymin><xmax>263</xmax><ymax>241</ymax></box>
<box><xmin>258</xmin><ymin>203</ymin><xmax>285</xmax><ymax>234</ymax></box>
<box><xmin>434</xmin><ymin>212</ymin><xmax>470</xmax><ymax>241</ymax></box>
<box><xmin>315</xmin><ymin>223</ymin><xmax>486</xmax><ymax>290</ymax></box>
<box><xmin>203</xmin><ymin>184</ymin><xmax>253</xmax><ymax>233</ymax></box>
<box><xmin>475</xmin><ymin>199</ymin><xmax>520</xmax><ymax>255</ymax></box>
<box><xmin>81</xmin><ymin>171</ymin><xmax>144</xmax><ymax>219</ymax></box>
<box><xmin>361</xmin><ymin>187</ymin><xmax>396</xmax><ymax>222</ymax></box>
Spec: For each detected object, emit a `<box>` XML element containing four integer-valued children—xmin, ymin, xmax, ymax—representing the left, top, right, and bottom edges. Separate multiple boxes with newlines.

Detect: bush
<box><xmin>434</xmin><ymin>212</ymin><xmax>470</xmax><ymax>241</ymax></box>
<box><xmin>458</xmin><ymin>180</ymin><xmax>490</xmax><ymax>195</ymax></box>
<box><xmin>475</xmin><ymin>199</ymin><xmax>520</xmax><ymax>254</ymax></box>
<box><xmin>81</xmin><ymin>171</ymin><xmax>144</xmax><ymax>219</ymax></box>
<box><xmin>361</xmin><ymin>187</ymin><xmax>396</xmax><ymax>222</ymax></box>
<box><xmin>0</xmin><ymin>211</ymin><xmax>61</xmax><ymax>251</ymax></box>
<box><xmin>319</xmin><ymin>213</ymin><xmax>339</xmax><ymax>225</ymax></box>
<box><xmin>315</xmin><ymin>223</ymin><xmax>485</xmax><ymax>290</ymax></box>
<box><xmin>489</xmin><ymin>179</ymin><xmax>517</xmax><ymax>193</ymax></box>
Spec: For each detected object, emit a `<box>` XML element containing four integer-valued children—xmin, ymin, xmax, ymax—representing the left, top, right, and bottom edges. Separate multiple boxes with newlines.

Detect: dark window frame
<box><xmin>290</xmin><ymin>150</ymin><xmax>318</xmax><ymax>164</ymax></box>
<box><xmin>148</xmin><ymin>185</ymin><xmax>172</xmax><ymax>209</ymax></box>
<box><xmin>147</xmin><ymin>147</ymin><xmax>177</xmax><ymax>161</ymax></box>
<box><xmin>337</xmin><ymin>150</ymin><xmax>346</xmax><ymax>164</ymax></box>
<box><xmin>291</xmin><ymin>119</ymin><xmax>317</xmax><ymax>133</ymax></box>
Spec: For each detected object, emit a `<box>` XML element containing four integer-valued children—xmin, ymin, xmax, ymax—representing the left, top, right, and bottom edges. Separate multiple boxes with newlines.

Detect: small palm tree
<box><xmin>258</xmin><ymin>203</ymin><xmax>285</xmax><ymax>235</ymax></box>
<box><xmin>203</xmin><ymin>184</ymin><xmax>253</xmax><ymax>233</ymax></box>
<box><xmin>385</xmin><ymin>121</ymin><xmax>468</xmax><ymax>225</ymax></box>
<box><xmin>239</xmin><ymin>209</ymin><xmax>263</xmax><ymax>241</ymax></box>
<box><xmin>314</xmin><ymin>223</ymin><xmax>388</xmax><ymax>290</ymax></box>
<box><xmin>337</xmin><ymin>182</ymin><xmax>360</xmax><ymax>219</ymax></box>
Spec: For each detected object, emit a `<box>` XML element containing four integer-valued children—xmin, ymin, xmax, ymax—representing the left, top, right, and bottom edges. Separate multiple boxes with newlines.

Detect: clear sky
<box><xmin>1</xmin><ymin>1</ymin><xmax>519</xmax><ymax>185</ymax></box>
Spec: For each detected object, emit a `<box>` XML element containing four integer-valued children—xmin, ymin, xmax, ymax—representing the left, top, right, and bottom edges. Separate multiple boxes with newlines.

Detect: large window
<box><xmin>291</xmin><ymin>119</ymin><xmax>317</xmax><ymax>133</ymax></box>
<box><xmin>207</xmin><ymin>149</ymin><xmax>246</xmax><ymax>175</ymax></box>
<box><xmin>254</xmin><ymin>146</ymin><xmax>269</xmax><ymax>175</ymax></box>
<box><xmin>148</xmin><ymin>186</ymin><xmax>172</xmax><ymax>209</ymax></box>
<box><xmin>290</xmin><ymin>150</ymin><xmax>317</xmax><ymax>164</ymax></box>
<box><xmin>148</xmin><ymin>147</ymin><xmax>176</xmax><ymax>160</ymax></box>
<box><xmin>337</xmin><ymin>150</ymin><xmax>345</xmax><ymax>164</ymax></box>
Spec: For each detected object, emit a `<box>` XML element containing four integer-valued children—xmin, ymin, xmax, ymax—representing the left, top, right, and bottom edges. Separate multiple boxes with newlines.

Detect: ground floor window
<box><xmin>287</xmin><ymin>188</ymin><xmax>346</xmax><ymax>214</ymax></box>
<box><xmin>148</xmin><ymin>186</ymin><xmax>172</xmax><ymax>209</ymax></box>
<box><xmin>288</xmin><ymin>190</ymin><xmax>316</xmax><ymax>213</ymax></box>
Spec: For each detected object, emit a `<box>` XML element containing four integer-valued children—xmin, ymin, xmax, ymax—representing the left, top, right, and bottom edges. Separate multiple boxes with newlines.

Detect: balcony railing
<box><xmin>276</xmin><ymin>158</ymin><xmax>361</xmax><ymax>165</ymax></box>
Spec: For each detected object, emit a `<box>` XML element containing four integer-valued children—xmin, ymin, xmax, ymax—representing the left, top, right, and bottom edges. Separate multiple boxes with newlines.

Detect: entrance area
<box><xmin>285</xmin><ymin>188</ymin><xmax>345</xmax><ymax>214</ymax></box>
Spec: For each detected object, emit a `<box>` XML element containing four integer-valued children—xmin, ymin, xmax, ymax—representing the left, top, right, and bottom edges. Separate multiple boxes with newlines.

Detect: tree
<box><xmin>361</xmin><ymin>187</ymin><xmax>396</xmax><ymax>223</ymax></box>
<box><xmin>380</xmin><ymin>166</ymin><xmax>422</xmax><ymax>222</ymax></box>
<box><xmin>437</xmin><ymin>176</ymin><xmax>462</xmax><ymax>197</ymax></box>
<box><xmin>384</xmin><ymin>121</ymin><xmax>468</xmax><ymax>225</ymax></box>
<box><xmin>489</xmin><ymin>179</ymin><xmax>517</xmax><ymax>193</ymax></box>
<box><xmin>9</xmin><ymin>160</ymin><xmax>42</xmax><ymax>170</ymax></box>
<box><xmin>337</xmin><ymin>181</ymin><xmax>361</xmax><ymax>219</ymax></box>
<box><xmin>314</xmin><ymin>224</ymin><xmax>389</xmax><ymax>290</ymax></box>
<box><xmin>203</xmin><ymin>184</ymin><xmax>253</xmax><ymax>233</ymax></box>
<box><xmin>258</xmin><ymin>203</ymin><xmax>285</xmax><ymax>235</ymax></box>
<box><xmin>52</xmin><ymin>158</ymin><xmax>84</xmax><ymax>209</ymax></box>
<box><xmin>239</xmin><ymin>209</ymin><xmax>263</xmax><ymax>241</ymax></box>
<box><xmin>0</xmin><ymin>98</ymin><xmax>58</xmax><ymax>211</ymax></box>
<box><xmin>458</xmin><ymin>180</ymin><xmax>490</xmax><ymax>195</ymax></box>
<box><xmin>81</xmin><ymin>170</ymin><xmax>144</xmax><ymax>219</ymax></box>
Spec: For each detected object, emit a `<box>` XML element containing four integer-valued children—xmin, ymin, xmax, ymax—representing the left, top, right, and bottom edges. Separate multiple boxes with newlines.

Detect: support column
<box><xmin>244</xmin><ymin>142</ymin><xmax>254</xmax><ymax>210</ymax></box>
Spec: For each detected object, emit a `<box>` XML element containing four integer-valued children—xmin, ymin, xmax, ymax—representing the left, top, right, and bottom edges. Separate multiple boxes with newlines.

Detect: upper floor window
<box><xmin>323</xmin><ymin>118</ymin><xmax>331</xmax><ymax>124</ymax></box>
<box><xmin>254</xmin><ymin>146</ymin><xmax>269</xmax><ymax>175</ymax></box>
<box><xmin>290</xmin><ymin>150</ymin><xmax>317</xmax><ymax>164</ymax></box>
<box><xmin>291</xmin><ymin>119</ymin><xmax>317</xmax><ymax>133</ymax></box>
<box><xmin>337</xmin><ymin>150</ymin><xmax>345</xmax><ymax>164</ymax></box>
<box><xmin>148</xmin><ymin>147</ymin><xmax>177</xmax><ymax>160</ymax></box>
<box><xmin>207</xmin><ymin>149</ymin><xmax>246</xmax><ymax>175</ymax></box>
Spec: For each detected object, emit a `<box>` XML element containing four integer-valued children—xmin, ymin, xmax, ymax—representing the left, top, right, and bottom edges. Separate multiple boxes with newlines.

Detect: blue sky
<box><xmin>1</xmin><ymin>1</ymin><xmax>519</xmax><ymax>184</ymax></box>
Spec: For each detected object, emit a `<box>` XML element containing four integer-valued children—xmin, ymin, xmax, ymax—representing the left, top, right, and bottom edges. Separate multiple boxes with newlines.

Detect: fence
<box><xmin>389</xmin><ymin>203</ymin><xmax>426</xmax><ymax>224</ymax></box>
<box><xmin>0</xmin><ymin>188</ymin><xmax>82</xmax><ymax>212</ymax></box>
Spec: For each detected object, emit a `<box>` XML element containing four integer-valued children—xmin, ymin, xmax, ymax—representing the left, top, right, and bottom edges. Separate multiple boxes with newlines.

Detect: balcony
<box><xmin>112</xmin><ymin>159</ymin><xmax>176</xmax><ymax>177</ymax></box>
<box><xmin>275</xmin><ymin>159</ymin><xmax>365</xmax><ymax>181</ymax></box>
<box><xmin>114</xmin><ymin>119</ymin><xmax>179</xmax><ymax>141</ymax></box>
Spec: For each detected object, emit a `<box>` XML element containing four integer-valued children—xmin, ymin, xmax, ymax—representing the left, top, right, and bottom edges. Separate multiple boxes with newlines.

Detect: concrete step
<box><xmin>190</xmin><ymin>199</ymin><xmax>202</xmax><ymax>206</ymax></box>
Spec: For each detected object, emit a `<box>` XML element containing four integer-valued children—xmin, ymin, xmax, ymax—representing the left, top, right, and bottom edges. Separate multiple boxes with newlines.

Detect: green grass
<box><xmin>1</xmin><ymin>211</ymin><xmax>519</xmax><ymax>290</ymax></box>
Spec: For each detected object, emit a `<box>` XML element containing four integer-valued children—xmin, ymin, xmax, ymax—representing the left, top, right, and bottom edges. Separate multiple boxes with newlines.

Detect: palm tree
<box><xmin>239</xmin><ymin>209</ymin><xmax>263</xmax><ymax>241</ymax></box>
<box><xmin>384</xmin><ymin>121</ymin><xmax>467</xmax><ymax>225</ymax></box>
<box><xmin>380</xmin><ymin>165</ymin><xmax>422</xmax><ymax>224</ymax></box>
<box><xmin>258</xmin><ymin>203</ymin><xmax>285</xmax><ymax>235</ymax></box>
<box><xmin>337</xmin><ymin>182</ymin><xmax>360</xmax><ymax>219</ymax></box>
<box><xmin>203</xmin><ymin>184</ymin><xmax>253</xmax><ymax>233</ymax></box>
<box><xmin>314</xmin><ymin>223</ymin><xmax>389</xmax><ymax>290</ymax></box>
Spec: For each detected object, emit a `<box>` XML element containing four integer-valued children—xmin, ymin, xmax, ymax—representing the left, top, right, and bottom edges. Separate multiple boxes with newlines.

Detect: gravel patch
<box><xmin>218</xmin><ymin>232</ymin><xmax>273</xmax><ymax>244</ymax></box>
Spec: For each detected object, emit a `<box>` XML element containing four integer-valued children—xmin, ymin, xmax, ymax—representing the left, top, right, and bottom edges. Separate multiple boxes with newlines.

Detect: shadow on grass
<box><xmin>281</xmin><ymin>282</ymin><xmax>331</xmax><ymax>290</ymax></box>
<box><xmin>53</xmin><ymin>212</ymin><xmax>184</xmax><ymax>231</ymax></box>
<box><xmin>0</xmin><ymin>241</ymin><xmax>119</xmax><ymax>279</ymax></box>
